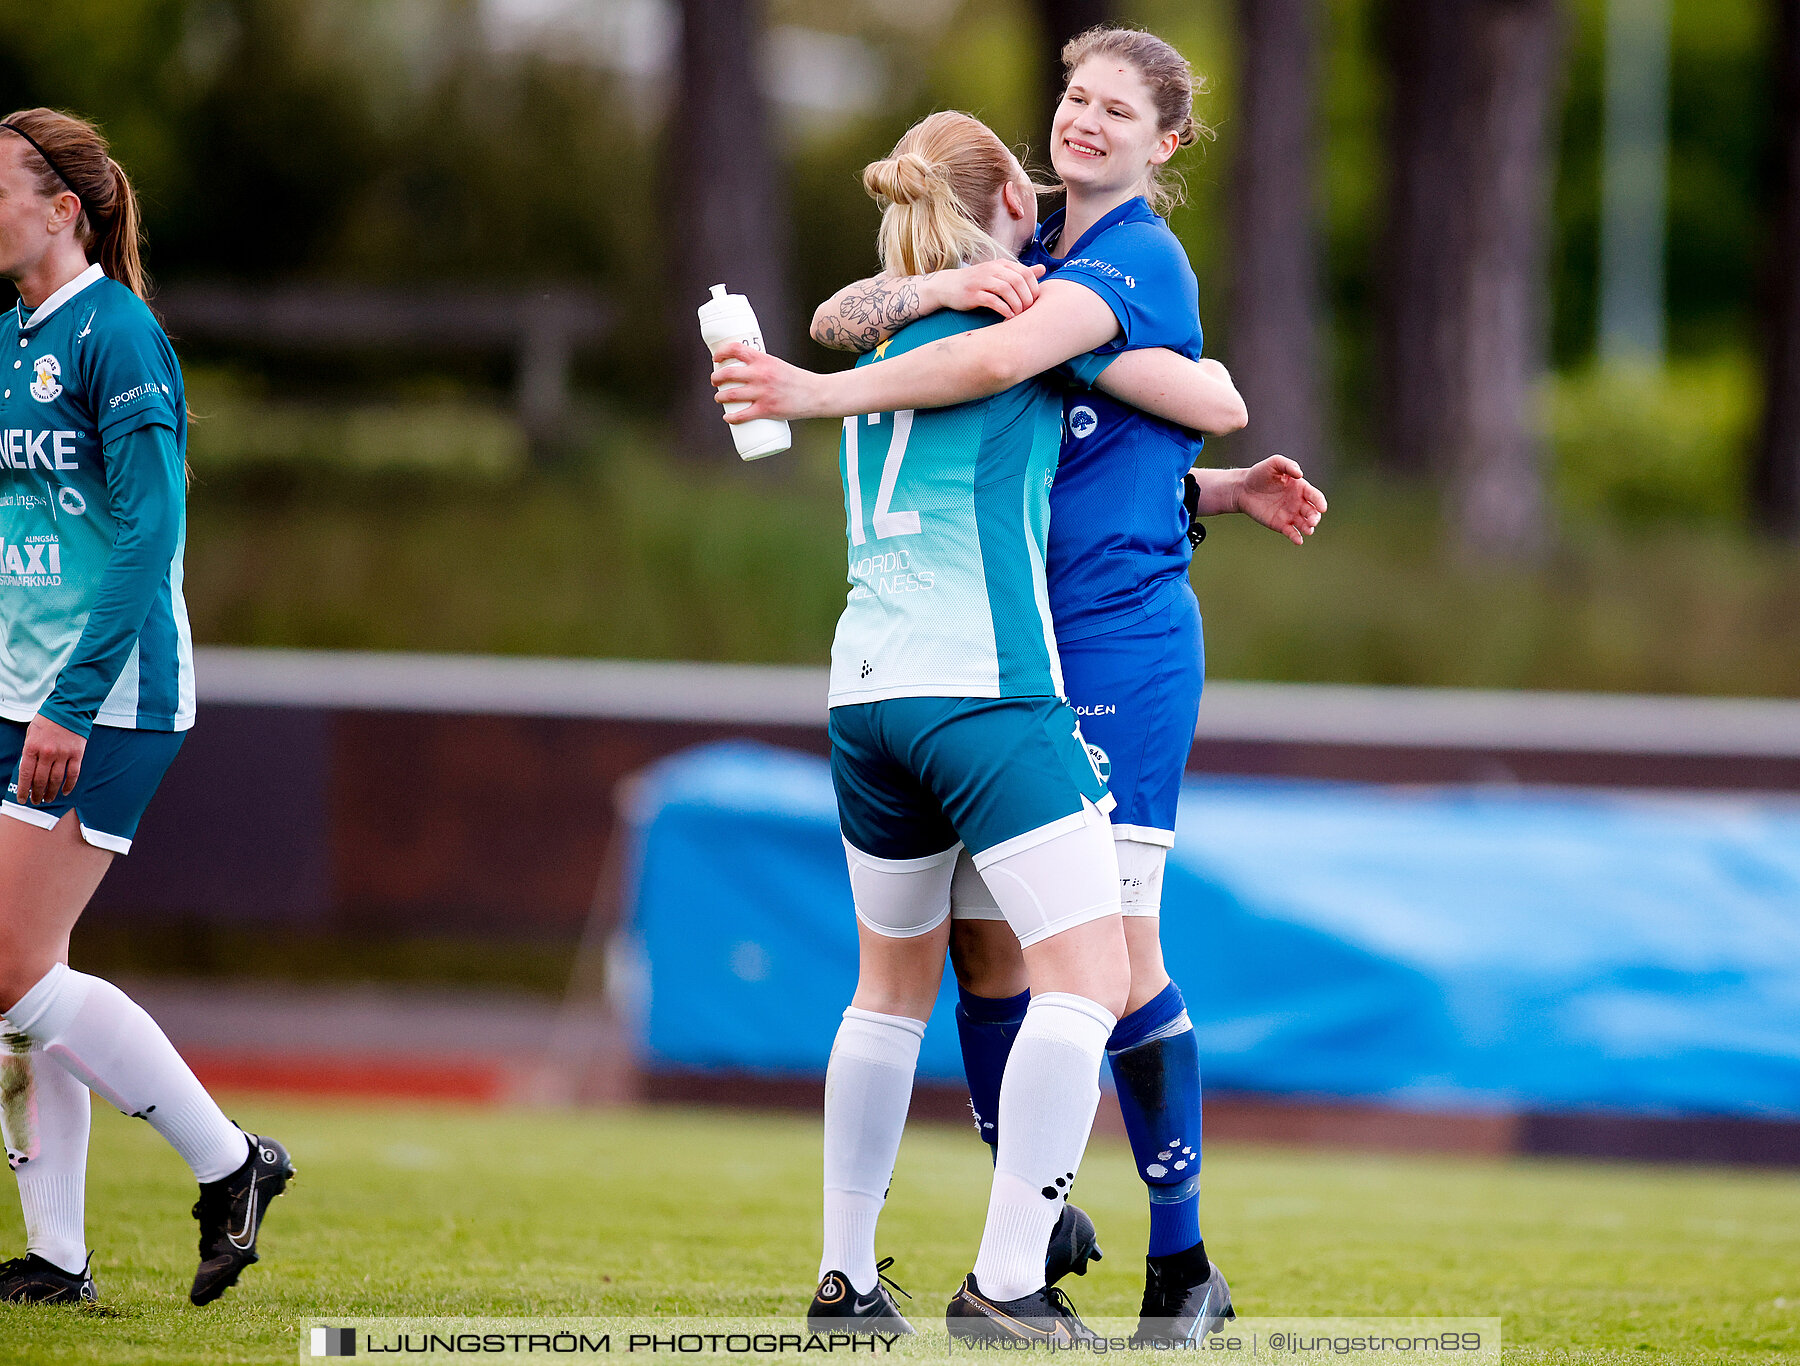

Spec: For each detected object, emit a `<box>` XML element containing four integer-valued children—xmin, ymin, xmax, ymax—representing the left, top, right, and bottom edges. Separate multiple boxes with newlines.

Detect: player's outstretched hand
<box><xmin>931</xmin><ymin>260</ymin><xmax>1047</xmax><ymax>319</ymax></box>
<box><xmin>15</xmin><ymin>713</ymin><xmax>85</xmax><ymax>805</ymax></box>
<box><xmin>1237</xmin><ymin>455</ymin><xmax>1327</xmax><ymax>546</ymax></box>
<box><xmin>711</xmin><ymin>344</ymin><xmax>828</xmax><ymax>423</ymax></box>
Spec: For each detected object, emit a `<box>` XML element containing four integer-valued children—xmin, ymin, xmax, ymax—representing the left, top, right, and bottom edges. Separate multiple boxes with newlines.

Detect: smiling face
<box><xmin>0</xmin><ymin>136</ymin><xmax>77</xmax><ymax>283</ymax></box>
<box><xmin>1051</xmin><ymin>57</ymin><xmax>1180</xmax><ymax>203</ymax></box>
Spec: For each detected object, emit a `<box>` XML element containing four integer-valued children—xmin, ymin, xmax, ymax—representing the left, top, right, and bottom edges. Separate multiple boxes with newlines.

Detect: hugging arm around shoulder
<box><xmin>822</xmin><ymin>280</ymin><xmax>1120</xmax><ymax>416</ymax></box>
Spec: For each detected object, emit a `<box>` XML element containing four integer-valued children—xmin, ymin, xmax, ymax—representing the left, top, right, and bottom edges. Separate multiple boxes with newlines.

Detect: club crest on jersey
<box><xmin>1068</xmin><ymin>405</ymin><xmax>1098</xmax><ymax>439</ymax></box>
<box><xmin>1085</xmin><ymin>743</ymin><xmax>1112</xmax><ymax>784</ymax></box>
<box><xmin>57</xmin><ymin>486</ymin><xmax>86</xmax><ymax>516</ymax></box>
<box><xmin>30</xmin><ymin>355</ymin><xmax>62</xmax><ymax>402</ymax></box>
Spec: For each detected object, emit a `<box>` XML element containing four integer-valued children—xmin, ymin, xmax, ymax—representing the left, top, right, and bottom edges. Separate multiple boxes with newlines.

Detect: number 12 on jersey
<box><xmin>844</xmin><ymin>410</ymin><xmax>921</xmax><ymax>546</ymax></box>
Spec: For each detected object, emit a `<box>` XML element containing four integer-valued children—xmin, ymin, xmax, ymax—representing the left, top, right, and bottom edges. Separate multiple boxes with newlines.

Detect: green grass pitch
<box><xmin>0</xmin><ymin>1096</ymin><xmax>1795</xmax><ymax>1364</ymax></box>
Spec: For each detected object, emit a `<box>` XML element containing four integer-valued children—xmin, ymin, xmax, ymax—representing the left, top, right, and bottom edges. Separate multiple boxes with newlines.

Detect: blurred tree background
<box><xmin>1</xmin><ymin>0</ymin><xmax>1795</xmax><ymax>694</ymax></box>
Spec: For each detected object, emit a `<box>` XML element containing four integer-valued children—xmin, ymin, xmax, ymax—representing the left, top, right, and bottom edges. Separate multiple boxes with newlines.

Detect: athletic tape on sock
<box><xmin>1108</xmin><ymin>980</ymin><xmax>1192</xmax><ymax>1053</ymax></box>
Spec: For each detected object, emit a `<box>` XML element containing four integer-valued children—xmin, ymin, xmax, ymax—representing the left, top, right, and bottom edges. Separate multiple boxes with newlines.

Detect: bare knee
<box><xmin>1122</xmin><ymin>917</ymin><xmax>1172</xmax><ymax>1016</ymax></box>
<box><xmin>949</xmin><ymin>919</ymin><xmax>1028</xmax><ymax>998</ymax></box>
<box><xmin>849</xmin><ymin>918</ymin><xmax>947</xmax><ymax>1021</ymax></box>
<box><xmin>0</xmin><ymin>948</ymin><xmax>58</xmax><ymax>1017</ymax></box>
<box><xmin>850</xmin><ymin>962</ymin><xmax>942</xmax><ymax>1020</ymax></box>
<box><xmin>1079</xmin><ymin>959</ymin><xmax>1130</xmax><ymax>1021</ymax></box>
<box><xmin>0</xmin><ymin>911</ymin><xmax>73</xmax><ymax>1015</ymax></box>
<box><xmin>1023</xmin><ymin>916</ymin><xmax>1131</xmax><ymax>1020</ymax></box>
<box><xmin>0</xmin><ymin>813</ymin><xmax>107</xmax><ymax>1013</ymax></box>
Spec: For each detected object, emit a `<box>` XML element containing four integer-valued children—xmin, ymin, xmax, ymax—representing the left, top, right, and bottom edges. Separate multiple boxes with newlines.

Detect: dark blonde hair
<box><xmin>1</xmin><ymin>108</ymin><xmax>149</xmax><ymax>299</ymax></box>
<box><xmin>863</xmin><ymin>112</ymin><xmax>1023</xmax><ymax>276</ymax></box>
<box><xmin>1060</xmin><ymin>26</ymin><xmax>1214</xmax><ymax>215</ymax></box>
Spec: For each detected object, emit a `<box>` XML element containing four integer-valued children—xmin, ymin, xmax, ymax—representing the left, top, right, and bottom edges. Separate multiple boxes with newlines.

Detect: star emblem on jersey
<box><xmin>29</xmin><ymin>355</ymin><xmax>62</xmax><ymax>402</ymax></box>
<box><xmin>1068</xmin><ymin>405</ymin><xmax>1098</xmax><ymax>439</ymax></box>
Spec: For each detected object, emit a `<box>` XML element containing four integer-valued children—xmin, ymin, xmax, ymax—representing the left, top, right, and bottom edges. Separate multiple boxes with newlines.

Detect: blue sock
<box><xmin>955</xmin><ymin>986</ymin><xmax>1029</xmax><ymax>1156</ymax></box>
<box><xmin>1108</xmin><ymin>981</ymin><xmax>1205</xmax><ymax>1257</ymax></box>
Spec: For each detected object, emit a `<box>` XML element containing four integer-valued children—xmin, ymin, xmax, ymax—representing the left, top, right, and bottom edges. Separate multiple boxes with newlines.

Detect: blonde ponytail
<box><xmin>863</xmin><ymin>112</ymin><xmax>1021</xmax><ymax>277</ymax></box>
<box><xmin>97</xmin><ymin>159</ymin><xmax>149</xmax><ymax>299</ymax></box>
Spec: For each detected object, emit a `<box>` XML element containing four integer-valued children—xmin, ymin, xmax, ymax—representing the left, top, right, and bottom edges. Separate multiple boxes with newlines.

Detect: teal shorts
<box><xmin>1</xmin><ymin>718</ymin><xmax>185</xmax><ymax>854</ymax></box>
<box><xmin>828</xmin><ymin>695</ymin><xmax>1113</xmax><ymax>863</ymax></box>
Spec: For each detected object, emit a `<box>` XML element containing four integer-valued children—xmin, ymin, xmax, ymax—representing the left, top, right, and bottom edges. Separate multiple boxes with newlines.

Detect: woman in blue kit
<box><xmin>0</xmin><ymin>109</ymin><xmax>292</xmax><ymax>1307</ymax></box>
<box><xmin>720</xmin><ymin>26</ymin><xmax>1325</xmax><ymax>1346</ymax></box>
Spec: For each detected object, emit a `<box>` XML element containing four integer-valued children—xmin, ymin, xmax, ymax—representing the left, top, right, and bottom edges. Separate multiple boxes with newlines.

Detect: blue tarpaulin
<box><xmin>624</xmin><ymin>742</ymin><xmax>1800</xmax><ymax>1117</ymax></box>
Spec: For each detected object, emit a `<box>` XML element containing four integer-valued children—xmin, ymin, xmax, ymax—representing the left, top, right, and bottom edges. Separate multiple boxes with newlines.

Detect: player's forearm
<box><xmin>807</xmin><ymin>328</ymin><xmax>1023</xmax><ymax>415</ymax></box>
<box><xmin>1185</xmin><ymin>467</ymin><xmax>1247</xmax><ymax>517</ymax></box>
<box><xmin>810</xmin><ymin>274</ymin><xmax>939</xmax><ymax>353</ymax></box>
<box><xmin>1095</xmin><ymin>351</ymin><xmax>1249</xmax><ymax>435</ymax></box>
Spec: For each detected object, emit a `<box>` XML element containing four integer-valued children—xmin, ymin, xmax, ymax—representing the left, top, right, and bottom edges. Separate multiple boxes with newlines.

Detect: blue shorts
<box><xmin>829</xmin><ymin>695</ymin><xmax>1114</xmax><ymax>864</ymax></box>
<box><xmin>1</xmin><ymin>719</ymin><xmax>185</xmax><ymax>854</ymax></box>
<box><xmin>1058</xmin><ymin>585</ymin><xmax>1204</xmax><ymax>845</ymax></box>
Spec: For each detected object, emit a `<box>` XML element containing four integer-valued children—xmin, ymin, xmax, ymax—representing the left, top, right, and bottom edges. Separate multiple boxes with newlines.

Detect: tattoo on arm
<box><xmin>813</xmin><ymin>275</ymin><xmax>930</xmax><ymax>353</ymax></box>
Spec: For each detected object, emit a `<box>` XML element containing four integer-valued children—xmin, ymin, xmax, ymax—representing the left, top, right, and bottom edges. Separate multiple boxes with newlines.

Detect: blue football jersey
<box><xmin>1024</xmin><ymin>197</ymin><xmax>1206</xmax><ymax>642</ymax></box>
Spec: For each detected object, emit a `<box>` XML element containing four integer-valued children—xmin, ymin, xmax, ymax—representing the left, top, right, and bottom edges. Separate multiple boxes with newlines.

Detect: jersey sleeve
<box><xmin>1052</xmin><ymin>225</ymin><xmax>1199</xmax><ymax>356</ymax></box>
<box><xmin>38</xmin><ymin>422</ymin><xmax>183</xmax><ymax>736</ymax></box>
<box><xmin>1058</xmin><ymin>350</ymin><xmax>1120</xmax><ymax>390</ymax></box>
<box><xmin>79</xmin><ymin>306</ymin><xmax>181</xmax><ymax>443</ymax></box>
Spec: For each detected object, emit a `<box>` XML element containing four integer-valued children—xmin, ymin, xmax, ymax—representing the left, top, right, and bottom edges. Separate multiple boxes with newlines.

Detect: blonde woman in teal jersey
<box><xmin>0</xmin><ymin>109</ymin><xmax>291</xmax><ymax>1309</ymax></box>
<box><xmin>717</xmin><ymin>112</ymin><xmax>1251</xmax><ymax>1346</ymax></box>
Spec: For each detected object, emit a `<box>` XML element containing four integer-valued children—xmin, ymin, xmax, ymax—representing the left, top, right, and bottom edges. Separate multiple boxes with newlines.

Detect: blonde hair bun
<box><xmin>861</xmin><ymin>111</ymin><xmax>1021</xmax><ymax>277</ymax></box>
<box><xmin>863</xmin><ymin>151</ymin><xmax>944</xmax><ymax>207</ymax></box>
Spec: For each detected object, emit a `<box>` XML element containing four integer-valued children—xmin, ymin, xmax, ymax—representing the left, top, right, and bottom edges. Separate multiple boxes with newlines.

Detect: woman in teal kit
<box><xmin>732</xmin><ymin>26</ymin><xmax>1325</xmax><ymax>1346</ymax></box>
<box><xmin>0</xmin><ymin>109</ymin><xmax>291</xmax><ymax>1308</ymax></box>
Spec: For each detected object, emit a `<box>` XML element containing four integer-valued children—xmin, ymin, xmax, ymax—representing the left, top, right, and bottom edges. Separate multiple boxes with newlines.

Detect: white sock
<box><xmin>820</xmin><ymin>1007</ymin><xmax>925</xmax><ymax>1293</ymax></box>
<box><xmin>5</xmin><ymin>965</ymin><xmax>250</xmax><ymax>1184</ymax></box>
<box><xmin>971</xmin><ymin>992</ymin><xmax>1116</xmax><ymax>1301</ymax></box>
<box><xmin>1</xmin><ymin>1045</ymin><xmax>90</xmax><ymax>1274</ymax></box>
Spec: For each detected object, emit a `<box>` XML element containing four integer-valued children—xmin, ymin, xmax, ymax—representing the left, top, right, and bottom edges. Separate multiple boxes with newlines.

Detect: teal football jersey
<box><xmin>0</xmin><ymin>265</ymin><xmax>194</xmax><ymax>732</ymax></box>
<box><xmin>827</xmin><ymin>309</ymin><xmax>1067</xmax><ymax>707</ymax></box>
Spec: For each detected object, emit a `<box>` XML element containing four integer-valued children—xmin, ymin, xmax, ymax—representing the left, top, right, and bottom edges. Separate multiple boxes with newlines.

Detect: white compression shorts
<box><xmin>954</xmin><ymin>830</ymin><xmax>1167</xmax><ymax>921</ymax></box>
<box><xmin>846</xmin><ymin>798</ymin><xmax>1121</xmax><ymax>949</ymax></box>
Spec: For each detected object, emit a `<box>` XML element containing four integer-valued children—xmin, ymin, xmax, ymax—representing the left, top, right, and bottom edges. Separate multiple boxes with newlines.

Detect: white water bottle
<box><xmin>698</xmin><ymin>284</ymin><xmax>792</xmax><ymax>460</ymax></box>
